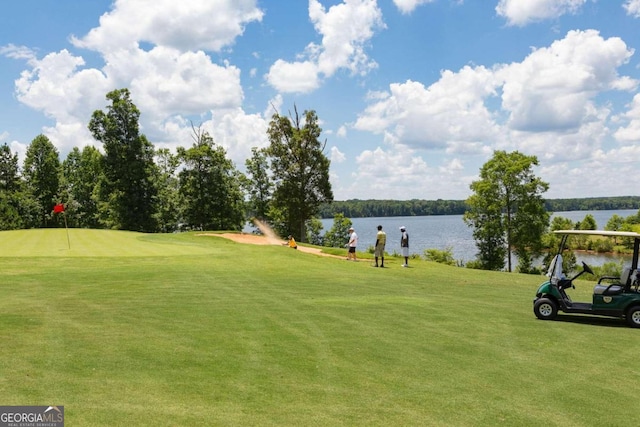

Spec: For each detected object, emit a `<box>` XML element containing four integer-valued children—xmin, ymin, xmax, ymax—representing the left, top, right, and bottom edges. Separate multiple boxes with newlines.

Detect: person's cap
<box><xmin>400</xmin><ymin>226</ymin><xmax>406</xmax><ymax>230</ymax></box>
<box><xmin>349</xmin><ymin>227</ymin><xmax>354</xmax><ymax>231</ymax></box>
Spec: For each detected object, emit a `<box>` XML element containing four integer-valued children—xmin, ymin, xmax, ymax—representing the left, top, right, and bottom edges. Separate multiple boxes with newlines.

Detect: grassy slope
<box><xmin>1</xmin><ymin>230</ymin><xmax>639</xmax><ymax>426</ymax></box>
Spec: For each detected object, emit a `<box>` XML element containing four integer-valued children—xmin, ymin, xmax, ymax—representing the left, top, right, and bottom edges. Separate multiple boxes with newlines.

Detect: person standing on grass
<box><xmin>374</xmin><ymin>225</ymin><xmax>386</xmax><ymax>267</ymax></box>
<box><xmin>400</xmin><ymin>226</ymin><xmax>409</xmax><ymax>267</ymax></box>
<box><xmin>347</xmin><ymin>227</ymin><xmax>358</xmax><ymax>261</ymax></box>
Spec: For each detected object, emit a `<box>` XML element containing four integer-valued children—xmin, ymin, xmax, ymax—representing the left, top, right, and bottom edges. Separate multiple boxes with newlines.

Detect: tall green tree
<box><xmin>266</xmin><ymin>106</ymin><xmax>333</xmax><ymax>241</ymax></box>
<box><xmin>23</xmin><ymin>134</ymin><xmax>61</xmax><ymax>227</ymax></box>
<box><xmin>88</xmin><ymin>88</ymin><xmax>158</xmax><ymax>232</ymax></box>
<box><xmin>578</xmin><ymin>214</ymin><xmax>597</xmax><ymax>230</ymax></box>
<box><xmin>154</xmin><ymin>148</ymin><xmax>181</xmax><ymax>232</ymax></box>
<box><xmin>243</xmin><ymin>147</ymin><xmax>272</xmax><ymax>222</ymax></box>
<box><xmin>177</xmin><ymin>127</ymin><xmax>244</xmax><ymax>231</ymax></box>
<box><xmin>0</xmin><ymin>143</ymin><xmax>20</xmax><ymax>194</ymax></box>
<box><xmin>605</xmin><ymin>214</ymin><xmax>624</xmax><ymax>232</ymax></box>
<box><xmin>323</xmin><ymin>213</ymin><xmax>352</xmax><ymax>248</ymax></box>
<box><xmin>0</xmin><ymin>143</ymin><xmax>32</xmax><ymax>229</ymax></box>
<box><xmin>61</xmin><ymin>146</ymin><xmax>103</xmax><ymax>228</ymax></box>
<box><xmin>464</xmin><ymin>150</ymin><xmax>549</xmax><ymax>272</ymax></box>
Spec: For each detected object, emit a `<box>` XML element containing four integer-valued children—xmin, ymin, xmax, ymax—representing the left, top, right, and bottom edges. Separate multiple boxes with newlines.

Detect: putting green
<box><xmin>0</xmin><ymin>229</ymin><xmax>222</xmax><ymax>257</ymax></box>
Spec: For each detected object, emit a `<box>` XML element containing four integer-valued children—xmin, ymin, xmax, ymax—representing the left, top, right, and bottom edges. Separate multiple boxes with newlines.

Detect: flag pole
<box><xmin>63</xmin><ymin>211</ymin><xmax>70</xmax><ymax>250</ymax></box>
<box><xmin>54</xmin><ymin>203</ymin><xmax>70</xmax><ymax>250</ymax></box>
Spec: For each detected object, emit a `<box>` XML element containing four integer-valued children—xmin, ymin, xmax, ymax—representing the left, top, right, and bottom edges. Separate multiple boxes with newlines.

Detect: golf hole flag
<box><xmin>53</xmin><ymin>203</ymin><xmax>71</xmax><ymax>249</ymax></box>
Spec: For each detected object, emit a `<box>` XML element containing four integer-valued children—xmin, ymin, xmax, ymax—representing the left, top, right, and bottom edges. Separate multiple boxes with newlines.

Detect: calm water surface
<box><xmin>320</xmin><ymin>209</ymin><xmax>639</xmax><ymax>265</ymax></box>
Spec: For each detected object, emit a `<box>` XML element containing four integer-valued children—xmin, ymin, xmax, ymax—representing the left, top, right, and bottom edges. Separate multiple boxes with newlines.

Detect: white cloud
<box><xmin>202</xmin><ymin>108</ymin><xmax>269</xmax><ymax>165</ymax></box>
<box><xmin>330</xmin><ymin>146</ymin><xmax>346</xmax><ymax>164</ymax></box>
<box><xmin>309</xmin><ymin>0</ymin><xmax>385</xmax><ymax>77</ymax></box>
<box><xmin>0</xmin><ymin>44</ymin><xmax>37</xmax><ymax>62</ymax></box>
<box><xmin>266</xmin><ymin>0</ymin><xmax>385</xmax><ymax>93</ymax></box>
<box><xmin>9</xmin><ymin>1</ymin><xmax>266</xmax><ymax>160</ymax></box>
<box><xmin>15</xmin><ymin>49</ymin><xmax>109</xmax><ymax>121</ymax></box>
<box><xmin>121</xmin><ymin>47</ymin><xmax>244</xmax><ymax>123</ymax></box>
<box><xmin>148</xmin><ymin>106</ymin><xmax>269</xmax><ymax>169</ymax></box>
<box><xmin>6</xmin><ymin>139</ymin><xmax>28</xmax><ymax>165</ymax></box>
<box><xmin>439</xmin><ymin>158</ymin><xmax>464</xmax><ymax>173</ymax></box>
<box><xmin>445</xmin><ymin>141</ymin><xmax>492</xmax><ymax>156</ymax></box>
<box><xmin>265</xmin><ymin>60</ymin><xmax>320</xmax><ymax>94</ymax></box>
<box><xmin>496</xmin><ymin>0</ymin><xmax>587</xmax><ymax>26</ymax></box>
<box><xmin>333</xmin><ymin>146</ymin><xmax>472</xmax><ymax>200</ymax></box>
<box><xmin>12</xmin><ymin>45</ymin><xmax>249</xmax><ymax>156</ymax></box>
<box><xmin>506</xmin><ymin>115</ymin><xmax>609</xmax><ymax>163</ymax></box>
<box><xmin>624</xmin><ymin>0</ymin><xmax>640</xmax><ymax>17</ymax></box>
<box><xmin>264</xmin><ymin>94</ymin><xmax>284</xmax><ymax>119</ymax></box>
<box><xmin>392</xmin><ymin>0</ymin><xmax>436</xmax><ymax>15</ymax></box>
<box><xmin>354</xmin><ymin>29</ymin><xmax>637</xmax><ymax>167</ymax></box>
<box><xmin>354</xmin><ymin>67</ymin><xmax>501</xmax><ymax>150</ymax></box>
<box><xmin>541</xmin><ymin>143</ymin><xmax>640</xmax><ymax>198</ymax></box>
<box><xmin>42</xmin><ymin>122</ymin><xmax>98</xmax><ymax>154</ymax></box>
<box><xmin>12</xmin><ymin>49</ymin><xmax>111</xmax><ymax>154</ymax></box>
<box><xmin>72</xmin><ymin>0</ymin><xmax>263</xmax><ymax>53</ymax></box>
<box><xmin>499</xmin><ymin>30</ymin><xmax>636</xmax><ymax>132</ymax></box>
<box><xmin>347</xmin><ymin>147</ymin><xmax>429</xmax><ymax>198</ymax></box>
<box><xmin>613</xmin><ymin>93</ymin><xmax>640</xmax><ymax>143</ymax></box>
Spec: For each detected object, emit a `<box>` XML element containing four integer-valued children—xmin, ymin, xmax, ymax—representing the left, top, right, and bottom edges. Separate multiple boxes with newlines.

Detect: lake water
<box><xmin>320</xmin><ymin>209</ymin><xmax>639</xmax><ymax>266</ymax></box>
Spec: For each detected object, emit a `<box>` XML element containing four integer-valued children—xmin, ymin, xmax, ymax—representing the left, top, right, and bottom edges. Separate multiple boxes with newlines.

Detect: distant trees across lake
<box><xmin>319</xmin><ymin>196</ymin><xmax>640</xmax><ymax>219</ymax></box>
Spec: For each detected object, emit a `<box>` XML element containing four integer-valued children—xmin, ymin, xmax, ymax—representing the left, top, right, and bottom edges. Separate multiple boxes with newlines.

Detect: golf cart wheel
<box><xmin>626</xmin><ymin>306</ymin><xmax>640</xmax><ymax>328</ymax></box>
<box><xmin>534</xmin><ymin>298</ymin><xmax>558</xmax><ymax>321</ymax></box>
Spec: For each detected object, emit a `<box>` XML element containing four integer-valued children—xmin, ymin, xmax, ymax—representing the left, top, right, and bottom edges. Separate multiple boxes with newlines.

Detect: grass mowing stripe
<box><xmin>0</xmin><ymin>229</ymin><xmax>220</xmax><ymax>257</ymax></box>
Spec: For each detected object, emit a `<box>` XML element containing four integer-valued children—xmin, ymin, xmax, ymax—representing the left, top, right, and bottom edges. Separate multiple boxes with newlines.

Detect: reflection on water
<box><xmin>574</xmin><ymin>252</ymin><xmax>629</xmax><ymax>267</ymax></box>
<box><xmin>320</xmin><ymin>209</ymin><xmax>638</xmax><ymax>266</ymax></box>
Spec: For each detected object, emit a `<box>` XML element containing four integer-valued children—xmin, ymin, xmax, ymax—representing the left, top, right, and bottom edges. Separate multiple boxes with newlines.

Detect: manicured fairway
<box><xmin>1</xmin><ymin>230</ymin><xmax>638</xmax><ymax>426</ymax></box>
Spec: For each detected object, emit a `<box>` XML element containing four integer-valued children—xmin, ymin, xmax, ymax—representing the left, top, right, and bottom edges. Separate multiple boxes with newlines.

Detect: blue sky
<box><xmin>1</xmin><ymin>0</ymin><xmax>639</xmax><ymax>201</ymax></box>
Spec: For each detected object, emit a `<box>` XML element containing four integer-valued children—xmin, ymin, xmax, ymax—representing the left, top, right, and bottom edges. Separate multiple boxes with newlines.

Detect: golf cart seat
<box><xmin>594</xmin><ymin>268</ymin><xmax>632</xmax><ymax>295</ymax></box>
<box><xmin>593</xmin><ymin>284</ymin><xmax>624</xmax><ymax>295</ymax></box>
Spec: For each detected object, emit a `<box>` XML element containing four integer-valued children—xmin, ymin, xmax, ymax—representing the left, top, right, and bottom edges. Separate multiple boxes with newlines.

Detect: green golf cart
<box><xmin>533</xmin><ymin>230</ymin><xmax>640</xmax><ymax>328</ymax></box>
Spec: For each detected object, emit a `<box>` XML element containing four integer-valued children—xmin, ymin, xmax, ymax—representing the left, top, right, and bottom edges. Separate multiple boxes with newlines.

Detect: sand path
<box><xmin>199</xmin><ymin>233</ymin><xmax>344</xmax><ymax>258</ymax></box>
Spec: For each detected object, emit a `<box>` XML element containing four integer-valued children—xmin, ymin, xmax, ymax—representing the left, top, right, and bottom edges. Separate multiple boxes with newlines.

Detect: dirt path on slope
<box><xmin>198</xmin><ymin>233</ymin><xmax>345</xmax><ymax>258</ymax></box>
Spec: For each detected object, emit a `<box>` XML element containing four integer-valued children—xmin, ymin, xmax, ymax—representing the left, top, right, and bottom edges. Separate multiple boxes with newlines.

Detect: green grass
<box><xmin>1</xmin><ymin>229</ymin><xmax>639</xmax><ymax>426</ymax></box>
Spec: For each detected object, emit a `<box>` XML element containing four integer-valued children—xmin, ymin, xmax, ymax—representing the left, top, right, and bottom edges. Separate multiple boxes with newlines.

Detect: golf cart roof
<box><xmin>553</xmin><ymin>230</ymin><xmax>640</xmax><ymax>239</ymax></box>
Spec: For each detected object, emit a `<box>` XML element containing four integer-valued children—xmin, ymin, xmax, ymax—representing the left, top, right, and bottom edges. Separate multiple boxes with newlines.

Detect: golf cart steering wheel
<box><xmin>582</xmin><ymin>262</ymin><xmax>594</xmax><ymax>275</ymax></box>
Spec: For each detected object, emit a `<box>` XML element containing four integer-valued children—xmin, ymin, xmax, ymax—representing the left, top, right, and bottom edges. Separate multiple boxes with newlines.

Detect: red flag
<box><xmin>54</xmin><ymin>203</ymin><xmax>65</xmax><ymax>213</ymax></box>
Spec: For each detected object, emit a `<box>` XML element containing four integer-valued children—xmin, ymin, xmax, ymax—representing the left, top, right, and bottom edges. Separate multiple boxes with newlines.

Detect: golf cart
<box><xmin>533</xmin><ymin>230</ymin><xmax>640</xmax><ymax>328</ymax></box>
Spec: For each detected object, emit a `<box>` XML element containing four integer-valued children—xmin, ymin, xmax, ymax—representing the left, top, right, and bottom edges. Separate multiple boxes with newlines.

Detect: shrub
<box><xmin>465</xmin><ymin>259</ymin><xmax>484</xmax><ymax>270</ymax></box>
<box><xmin>424</xmin><ymin>247</ymin><xmax>457</xmax><ymax>266</ymax></box>
<box><xmin>592</xmin><ymin>238</ymin><xmax>613</xmax><ymax>253</ymax></box>
<box><xmin>592</xmin><ymin>261</ymin><xmax>623</xmax><ymax>281</ymax></box>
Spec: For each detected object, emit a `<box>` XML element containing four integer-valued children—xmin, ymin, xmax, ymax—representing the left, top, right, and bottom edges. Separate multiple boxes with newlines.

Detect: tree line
<box><xmin>544</xmin><ymin>197</ymin><xmax>640</xmax><ymax>212</ymax></box>
<box><xmin>318</xmin><ymin>199</ymin><xmax>468</xmax><ymax>218</ymax></box>
<box><xmin>0</xmin><ymin>89</ymin><xmax>333</xmax><ymax>241</ymax></box>
<box><xmin>319</xmin><ymin>196</ymin><xmax>640</xmax><ymax>218</ymax></box>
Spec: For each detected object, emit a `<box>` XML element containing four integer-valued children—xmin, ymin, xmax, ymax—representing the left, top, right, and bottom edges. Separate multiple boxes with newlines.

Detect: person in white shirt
<box><xmin>347</xmin><ymin>227</ymin><xmax>358</xmax><ymax>261</ymax></box>
<box><xmin>374</xmin><ymin>225</ymin><xmax>386</xmax><ymax>267</ymax></box>
<box><xmin>400</xmin><ymin>226</ymin><xmax>409</xmax><ymax>267</ymax></box>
